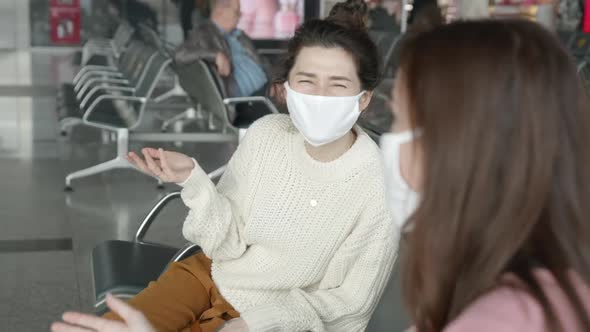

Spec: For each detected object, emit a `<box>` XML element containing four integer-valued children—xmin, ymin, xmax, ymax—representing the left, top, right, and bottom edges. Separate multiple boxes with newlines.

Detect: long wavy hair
<box><xmin>399</xmin><ymin>19</ymin><xmax>590</xmax><ymax>331</ymax></box>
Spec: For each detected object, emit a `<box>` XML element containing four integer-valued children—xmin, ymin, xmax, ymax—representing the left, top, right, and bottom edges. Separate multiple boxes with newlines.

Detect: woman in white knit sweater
<box><xmin>52</xmin><ymin>1</ymin><xmax>396</xmax><ymax>331</ymax></box>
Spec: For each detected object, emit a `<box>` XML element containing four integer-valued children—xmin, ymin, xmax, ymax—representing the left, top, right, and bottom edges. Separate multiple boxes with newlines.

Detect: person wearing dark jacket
<box><xmin>171</xmin><ymin>0</ymin><xmax>210</xmax><ymax>40</ymax></box>
<box><xmin>175</xmin><ymin>0</ymin><xmax>268</xmax><ymax>98</ymax></box>
<box><xmin>108</xmin><ymin>0</ymin><xmax>158</xmax><ymax>29</ymax></box>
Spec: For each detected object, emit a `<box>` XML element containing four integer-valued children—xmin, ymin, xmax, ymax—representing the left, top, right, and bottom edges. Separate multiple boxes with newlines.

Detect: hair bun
<box><xmin>327</xmin><ymin>0</ymin><xmax>369</xmax><ymax>32</ymax></box>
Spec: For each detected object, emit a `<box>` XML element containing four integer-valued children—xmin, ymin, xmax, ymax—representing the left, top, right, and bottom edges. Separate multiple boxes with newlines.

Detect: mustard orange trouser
<box><xmin>103</xmin><ymin>252</ymin><xmax>239</xmax><ymax>332</ymax></box>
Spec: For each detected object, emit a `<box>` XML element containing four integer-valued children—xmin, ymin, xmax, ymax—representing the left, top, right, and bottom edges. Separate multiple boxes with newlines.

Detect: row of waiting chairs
<box><xmin>80</xmin><ymin>22</ymin><xmax>136</xmax><ymax>67</ymax></box>
<box><xmin>59</xmin><ymin>23</ymin><xmax>279</xmax><ymax>191</ymax></box>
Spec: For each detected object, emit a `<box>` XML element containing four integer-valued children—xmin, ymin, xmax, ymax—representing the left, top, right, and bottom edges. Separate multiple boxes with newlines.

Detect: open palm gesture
<box><xmin>51</xmin><ymin>294</ymin><xmax>155</xmax><ymax>332</ymax></box>
<box><xmin>127</xmin><ymin>147</ymin><xmax>195</xmax><ymax>183</ymax></box>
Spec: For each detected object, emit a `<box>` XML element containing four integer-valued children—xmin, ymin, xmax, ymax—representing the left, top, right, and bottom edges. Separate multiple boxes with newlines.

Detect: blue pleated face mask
<box><xmin>380</xmin><ymin>131</ymin><xmax>421</xmax><ymax>229</ymax></box>
<box><xmin>284</xmin><ymin>82</ymin><xmax>365</xmax><ymax>147</ymax></box>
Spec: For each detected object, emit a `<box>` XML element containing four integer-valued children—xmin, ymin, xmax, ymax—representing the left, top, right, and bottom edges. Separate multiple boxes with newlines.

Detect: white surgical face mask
<box><xmin>380</xmin><ymin>131</ymin><xmax>420</xmax><ymax>229</ymax></box>
<box><xmin>284</xmin><ymin>82</ymin><xmax>365</xmax><ymax>147</ymax></box>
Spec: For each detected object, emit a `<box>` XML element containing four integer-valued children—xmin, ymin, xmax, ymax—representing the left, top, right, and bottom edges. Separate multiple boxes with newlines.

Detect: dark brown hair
<box><xmin>274</xmin><ymin>0</ymin><xmax>380</xmax><ymax>91</ymax></box>
<box><xmin>398</xmin><ymin>20</ymin><xmax>590</xmax><ymax>331</ymax></box>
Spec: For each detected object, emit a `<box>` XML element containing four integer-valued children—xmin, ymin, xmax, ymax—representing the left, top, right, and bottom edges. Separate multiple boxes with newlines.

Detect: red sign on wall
<box><xmin>584</xmin><ymin>0</ymin><xmax>590</xmax><ymax>33</ymax></box>
<box><xmin>49</xmin><ymin>0</ymin><xmax>81</xmax><ymax>45</ymax></box>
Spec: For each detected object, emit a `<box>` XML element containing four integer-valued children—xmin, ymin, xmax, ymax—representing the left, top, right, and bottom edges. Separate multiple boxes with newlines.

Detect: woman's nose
<box><xmin>313</xmin><ymin>84</ymin><xmax>331</xmax><ymax>97</ymax></box>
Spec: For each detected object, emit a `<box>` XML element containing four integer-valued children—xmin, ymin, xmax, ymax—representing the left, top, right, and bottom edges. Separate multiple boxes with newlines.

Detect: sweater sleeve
<box><xmin>240</xmin><ymin>199</ymin><xmax>399</xmax><ymax>332</ymax></box>
<box><xmin>179</xmin><ymin>115</ymin><xmax>277</xmax><ymax>261</ymax></box>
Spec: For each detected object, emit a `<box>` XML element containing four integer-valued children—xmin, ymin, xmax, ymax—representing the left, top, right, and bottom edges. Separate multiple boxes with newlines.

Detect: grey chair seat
<box><xmin>92</xmin><ymin>240</ymin><xmax>181</xmax><ymax>313</ymax></box>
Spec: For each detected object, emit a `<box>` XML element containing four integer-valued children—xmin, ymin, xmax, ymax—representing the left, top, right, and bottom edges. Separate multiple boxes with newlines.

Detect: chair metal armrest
<box><xmin>223</xmin><ymin>96</ymin><xmax>279</xmax><ymax>114</ymax></box>
<box><xmin>169</xmin><ymin>243</ymin><xmax>201</xmax><ymax>263</ymax></box>
<box><xmin>135</xmin><ymin>191</ymin><xmax>182</xmax><ymax>243</ymax></box>
<box><xmin>83</xmin><ymin>94</ymin><xmax>146</xmax><ymax>123</ymax></box>
<box><xmin>74</xmin><ymin>71</ymin><xmax>124</xmax><ymax>90</ymax></box>
<box><xmin>80</xmin><ymin>86</ymin><xmax>135</xmax><ymax>109</ymax></box>
<box><xmin>74</xmin><ymin>66</ymin><xmax>119</xmax><ymax>83</ymax></box>
<box><xmin>76</xmin><ymin>78</ymin><xmax>130</xmax><ymax>99</ymax></box>
<box><xmin>134</xmin><ymin>166</ymin><xmax>227</xmax><ymax>244</ymax></box>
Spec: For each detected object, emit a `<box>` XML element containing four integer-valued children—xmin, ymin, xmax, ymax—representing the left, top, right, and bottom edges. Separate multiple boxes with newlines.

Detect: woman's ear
<box><xmin>359</xmin><ymin>91</ymin><xmax>374</xmax><ymax>112</ymax></box>
<box><xmin>270</xmin><ymin>82</ymin><xmax>287</xmax><ymax>105</ymax></box>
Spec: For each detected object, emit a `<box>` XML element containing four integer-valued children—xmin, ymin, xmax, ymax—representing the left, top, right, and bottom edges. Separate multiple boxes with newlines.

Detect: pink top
<box><xmin>442</xmin><ymin>270</ymin><xmax>590</xmax><ymax>332</ymax></box>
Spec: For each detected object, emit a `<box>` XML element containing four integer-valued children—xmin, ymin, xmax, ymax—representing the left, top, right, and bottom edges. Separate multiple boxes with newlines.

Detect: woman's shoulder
<box><xmin>444</xmin><ymin>269</ymin><xmax>590</xmax><ymax>332</ymax></box>
<box><xmin>353</xmin><ymin>127</ymin><xmax>387</xmax><ymax>175</ymax></box>
<box><xmin>444</xmin><ymin>285</ymin><xmax>543</xmax><ymax>332</ymax></box>
<box><xmin>239</xmin><ymin>114</ymin><xmax>294</xmax><ymax>147</ymax></box>
<box><xmin>247</xmin><ymin>114</ymin><xmax>295</xmax><ymax>137</ymax></box>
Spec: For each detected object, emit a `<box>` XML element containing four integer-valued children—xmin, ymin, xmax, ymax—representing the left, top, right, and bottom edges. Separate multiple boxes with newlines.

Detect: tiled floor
<box><xmin>0</xmin><ymin>50</ymin><xmax>408</xmax><ymax>331</ymax></box>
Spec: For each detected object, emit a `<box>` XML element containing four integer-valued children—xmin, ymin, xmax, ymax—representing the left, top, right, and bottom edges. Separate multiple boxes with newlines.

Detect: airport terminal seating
<box><xmin>58</xmin><ymin>39</ymin><xmax>157</xmax><ymax>134</ymax></box>
<box><xmin>61</xmin><ymin>19</ymin><xmax>282</xmax><ymax>190</ymax></box>
<box><xmin>80</xmin><ymin>21</ymin><xmax>135</xmax><ymax>67</ymax></box>
<box><xmin>63</xmin><ymin>45</ymin><xmax>173</xmax><ymax>190</ymax></box>
<box><xmin>92</xmin><ymin>191</ymin><xmax>206</xmax><ymax>315</ymax></box>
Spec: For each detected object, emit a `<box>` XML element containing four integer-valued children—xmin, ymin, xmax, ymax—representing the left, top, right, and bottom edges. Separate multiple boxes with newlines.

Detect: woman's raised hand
<box><xmin>51</xmin><ymin>294</ymin><xmax>156</xmax><ymax>332</ymax></box>
<box><xmin>127</xmin><ymin>148</ymin><xmax>195</xmax><ymax>184</ymax></box>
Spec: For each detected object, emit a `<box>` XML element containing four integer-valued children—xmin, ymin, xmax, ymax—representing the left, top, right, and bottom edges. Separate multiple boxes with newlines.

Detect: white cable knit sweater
<box><xmin>180</xmin><ymin>114</ymin><xmax>398</xmax><ymax>332</ymax></box>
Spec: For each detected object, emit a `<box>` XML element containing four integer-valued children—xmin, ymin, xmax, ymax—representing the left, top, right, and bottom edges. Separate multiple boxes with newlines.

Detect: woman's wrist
<box><xmin>176</xmin><ymin>158</ymin><xmax>198</xmax><ymax>186</ymax></box>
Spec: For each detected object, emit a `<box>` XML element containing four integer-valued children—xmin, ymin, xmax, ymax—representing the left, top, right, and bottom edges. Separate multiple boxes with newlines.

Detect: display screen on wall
<box><xmin>238</xmin><ymin>0</ymin><xmax>304</xmax><ymax>39</ymax></box>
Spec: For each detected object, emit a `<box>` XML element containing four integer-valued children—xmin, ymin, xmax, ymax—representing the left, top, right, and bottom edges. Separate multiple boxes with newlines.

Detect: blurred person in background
<box><xmin>172</xmin><ymin>0</ymin><xmax>211</xmax><ymax>40</ymax></box>
<box><xmin>407</xmin><ymin>0</ymin><xmax>441</xmax><ymax>25</ymax></box>
<box><xmin>107</xmin><ymin>0</ymin><xmax>158</xmax><ymax>29</ymax></box>
<box><xmin>456</xmin><ymin>0</ymin><xmax>490</xmax><ymax>19</ymax></box>
<box><xmin>175</xmin><ymin>0</ymin><xmax>268</xmax><ymax>99</ymax></box>
<box><xmin>368</xmin><ymin>0</ymin><xmax>401</xmax><ymax>32</ymax></box>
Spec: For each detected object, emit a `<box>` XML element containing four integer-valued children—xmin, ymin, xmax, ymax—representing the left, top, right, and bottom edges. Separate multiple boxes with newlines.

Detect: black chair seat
<box><xmin>57</xmin><ymin>91</ymin><xmax>130</xmax><ymax>129</ymax></box>
<box><xmin>233</xmin><ymin>102</ymin><xmax>274</xmax><ymax>129</ymax></box>
<box><xmin>92</xmin><ymin>240</ymin><xmax>180</xmax><ymax>308</ymax></box>
<box><xmin>58</xmin><ymin>83</ymin><xmax>77</xmax><ymax>105</ymax></box>
<box><xmin>82</xmin><ymin>54</ymin><xmax>111</xmax><ymax>67</ymax></box>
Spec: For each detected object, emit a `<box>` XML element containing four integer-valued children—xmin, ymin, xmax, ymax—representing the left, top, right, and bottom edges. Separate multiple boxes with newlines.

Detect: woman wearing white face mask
<box><xmin>51</xmin><ymin>1</ymin><xmax>397</xmax><ymax>332</ymax></box>
<box><xmin>381</xmin><ymin>20</ymin><xmax>590</xmax><ymax>332</ymax></box>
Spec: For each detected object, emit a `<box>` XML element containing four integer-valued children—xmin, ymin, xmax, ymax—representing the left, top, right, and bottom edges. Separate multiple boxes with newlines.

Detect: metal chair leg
<box><xmin>64</xmin><ymin>156</ymin><xmax>132</xmax><ymax>189</ymax></box>
<box><xmin>161</xmin><ymin>104</ymin><xmax>206</xmax><ymax>132</ymax></box>
<box><xmin>153</xmin><ymin>75</ymin><xmax>187</xmax><ymax>103</ymax></box>
<box><xmin>64</xmin><ymin>128</ymin><xmax>159</xmax><ymax>190</ymax></box>
<box><xmin>161</xmin><ymin>109</ymin><xmax>191</xmax><ymax>132</ymax></box>
<box><xmin>59</xmin><ymin>117</ymin><xmax>83</xmax><ymax>136</ymax></box>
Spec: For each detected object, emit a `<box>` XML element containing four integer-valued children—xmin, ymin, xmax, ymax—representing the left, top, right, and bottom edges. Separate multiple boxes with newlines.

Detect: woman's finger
<box><xmin>61</xmin><ymin>311</ymin><xmax>121</xmax><ymax>331</ymax></box>
<box><xmin>105</xmin><ymin>294</ymin><xmax>145</xmax><ymax>325</ymax></box>
<box><xmin>127</xmin><ymin>152</ymin><xmax>151</xmax><ymax>175</ymax></box>
<box><xmin>159</xmin><ymin>148</ymin><xmax>174</xmax><ymax>176</ymax></box>
<box><xmin>144</xmin><ymin>147</ymin><xmax>161</xmax><ymax>160</ymax></box>
<box><xmin>143</xmin><ymin>149</ymin><xmax>166</xmax><ymax>179</ymax></box>
<box><xmin>51</xmin><ymin>321</ymin><xmax>92</xmax><ymax>332</ymax></box>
